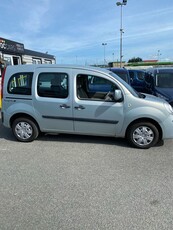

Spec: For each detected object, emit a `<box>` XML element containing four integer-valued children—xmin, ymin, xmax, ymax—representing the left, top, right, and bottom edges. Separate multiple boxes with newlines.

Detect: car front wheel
<box><xmin>127</xmin><ymin>122</ymin><xmax>159</xmax><ymax>149</ymax></box>
<box><xmin>12</xmin><ymin>117</ymin><xmax>39</xmax><ymax>142</ymax></box>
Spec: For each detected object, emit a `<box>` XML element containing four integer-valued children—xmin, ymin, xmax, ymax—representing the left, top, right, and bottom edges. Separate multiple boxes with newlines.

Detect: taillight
<box><xmin>1</xmin><ymin>67</ymin><xmax>6</xmax><ymax>100</ymax></box>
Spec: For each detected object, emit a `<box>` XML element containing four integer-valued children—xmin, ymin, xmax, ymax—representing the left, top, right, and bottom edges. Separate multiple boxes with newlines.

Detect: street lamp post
<box><xmin>102</xmin><ymin>43</ymin><xmax>107</xmax><ymax>67</ymax></box>
<box><xmin>157</xmin><ymin>50</ymin><xmax>161</xmax><ymax>62</ymax></box>
<box><xmin>116</xmin><ymin>0</ymin><xmax>127</xmax><ymax>67</ymax></box>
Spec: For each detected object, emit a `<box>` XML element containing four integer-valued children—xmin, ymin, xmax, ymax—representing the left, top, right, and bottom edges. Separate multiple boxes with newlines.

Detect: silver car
<box><xmin>1</xmin><ymin>64</ymin><xmax>173</xmax><ymax>149</ymax></box>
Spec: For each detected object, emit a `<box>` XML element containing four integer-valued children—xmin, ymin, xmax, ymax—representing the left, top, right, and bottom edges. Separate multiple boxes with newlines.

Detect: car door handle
<box><xmin>74</xmin><ymin>105</ymin><xmax>85</xmax><ymax>110</ymax></box>
<box><xmin>60</xmin><ymin>104</ymin><xmax>70</xmax><ymax>109</ymax></box>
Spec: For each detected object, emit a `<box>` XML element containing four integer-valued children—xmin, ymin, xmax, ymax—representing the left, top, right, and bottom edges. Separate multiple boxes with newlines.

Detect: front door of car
<box><xmin>33</xmin><ymin>68</ymin><xmax>73</xmax><ymax>132</ymax></box>
<box><xmin>73</xmin><ymin>73</ymin><xmax>125</xmax><ymax>136</ymax></box>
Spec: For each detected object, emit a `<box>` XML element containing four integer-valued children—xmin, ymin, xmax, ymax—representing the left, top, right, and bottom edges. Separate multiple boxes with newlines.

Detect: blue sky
<box><xmin>1</xmin><ymin>0</ymin><xmax>173</xmax><ymax>65</ymax></box>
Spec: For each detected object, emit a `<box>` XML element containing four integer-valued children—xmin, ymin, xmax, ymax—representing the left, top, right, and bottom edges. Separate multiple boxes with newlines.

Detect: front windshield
<box><xmin>109</xmin><ymin>72</ymin><xmax>139</xmax><ymax>97</ymax></box>
<box><xmin>156</xmin><ymin>72</ymin><xmax>173</xmax><ymax>88</ymax></box>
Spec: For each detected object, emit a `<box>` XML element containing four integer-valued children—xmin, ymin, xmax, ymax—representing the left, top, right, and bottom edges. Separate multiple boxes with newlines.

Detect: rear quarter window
<box><xmin>8</xmin><ymin>72</ymin><xmax>33</xmax><ymax>95</ymax></box>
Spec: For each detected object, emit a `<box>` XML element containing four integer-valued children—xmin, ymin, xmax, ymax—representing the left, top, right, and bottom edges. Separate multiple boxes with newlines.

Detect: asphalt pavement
<box><xmin>0</xmin><ymin>113</ymin><xmax>173</xmax><ymax>230</ymax></box>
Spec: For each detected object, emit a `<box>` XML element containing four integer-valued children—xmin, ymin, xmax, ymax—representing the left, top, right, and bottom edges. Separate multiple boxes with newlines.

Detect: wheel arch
<box><xmin>125</xmin><ymin>118</ymin><xmax>163</xmax><ymax>140</ymax></box>
<box><xmin>10</xmin><ymin>113</ymin><xmax>40</xmax><ymax>132</ymax></box>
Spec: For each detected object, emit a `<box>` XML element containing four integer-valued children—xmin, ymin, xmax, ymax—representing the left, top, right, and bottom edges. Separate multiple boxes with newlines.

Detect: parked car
<box><xmin>0</xmin><ymin>77</ymin><xmax>1</xmax><ymax>108</ymax></box>
<box><xmin>1</xmin><ymin>64</ymin><xmax>173</xmax><ymax>149</ymax></box>
<box><xmin>107</xmin><ymin>67</ymin><xmax>131</xmax><ymax>84</ymax></box>
<box><xmin>144</xmin><ymin>68</ymin><xmax>173</xmax><ymax>107</ymax></box>
<box><xmin>128</xmin><ymin>69</ymin><xmax>146</xmax><ymax>92</ymax></box>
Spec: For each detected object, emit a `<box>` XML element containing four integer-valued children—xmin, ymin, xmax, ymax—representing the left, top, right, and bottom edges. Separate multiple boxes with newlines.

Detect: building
<box><xmin>0</xmin><ymin>37</ymin><xmax>56</xmax><ymax>69</ymax></box>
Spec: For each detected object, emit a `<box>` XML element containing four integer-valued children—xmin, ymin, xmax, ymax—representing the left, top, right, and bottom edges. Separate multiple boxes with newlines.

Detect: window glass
<box><xmin>37</xmin><ymin>72</ymin><xmax>68</xmax><ymax>98</ymax></box>
<box><xmin>156</xmin><ymin>73</ymin><xmax>173</xmax><ymax>88</ymax></box>
<box><xmin>8</xmin><ymin>72</ymin><xmax>33</xmax><ymax>95</ymax></box>
<box><xmin>77</xmin><ymin>74</ymin><xmax>117</xmax><ymax>101</ymax></box>
<box><xmin>44</xmin><ymin>60</ymin><xmax>52</xmax><ymax>64</ymax></box>
<box><xmin>32</xmin><ymin>58</ymin><xmax>42</xmax><ymax>64</ymax></box>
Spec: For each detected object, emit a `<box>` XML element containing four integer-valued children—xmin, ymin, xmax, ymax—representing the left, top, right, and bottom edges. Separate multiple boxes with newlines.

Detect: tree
<box><xmin>128</xmin><ymin>57</ymin><xmax>143</xmax><ymax>63</ymax></box>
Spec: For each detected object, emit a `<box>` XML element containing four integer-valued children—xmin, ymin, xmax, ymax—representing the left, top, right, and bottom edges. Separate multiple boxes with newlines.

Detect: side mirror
<box><xmin>114</xmin><ymin>89</ymin><xmax>123</xmax><ymax>102</ymax></box>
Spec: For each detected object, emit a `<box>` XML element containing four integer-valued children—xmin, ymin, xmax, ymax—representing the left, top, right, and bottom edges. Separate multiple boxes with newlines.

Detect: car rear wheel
<box><xmin>127</xmin><ymin>122</ymin><xmax>159</xmax><ymax>149</ymax></box>
<box><xmin>12</xmin><ymin>117</ymin><xmax>39</xmax><ymax>142</ymax></box>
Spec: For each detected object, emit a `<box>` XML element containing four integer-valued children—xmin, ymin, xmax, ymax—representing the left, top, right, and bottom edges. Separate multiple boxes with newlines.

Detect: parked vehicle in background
<box><xmin>144</xmin><ymin>68</ymin><xmax>173</xmax><ymax>107</ymax></box>
<box><xmin>0</xmin><ymin>77</ymin><xmax>1</xmax><ymax>108</ymax></box>
<box><xmin>1</xmin><ymin>64</ymin><xmax>173</xmax><ymax>149</ymax></box>
<box><xmin>107</xmin><ymin>67</ymin><xmax>131</xmax><ymax>84</ymax></box>
<box><xmin>128</xmin><ymin>69</ymin><xmax>147</xmax><ymax>92</ymax></box>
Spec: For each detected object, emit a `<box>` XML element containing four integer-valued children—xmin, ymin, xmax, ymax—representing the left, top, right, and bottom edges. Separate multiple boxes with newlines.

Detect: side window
<box><xmin>37</xmin><ymin>72</ymin><xmax>68</xmax><ymax>98</ymax></box>
<box><xmin>76</xmin><ymin>74</ymin><xmax>117</xmax><ymax>101</ymax></box>
<box><xmin>88</xmin><ymin>76</ymin><xmax>114</xmax><ymax>92</ymax></box>
<box><xmin>8</xmin><ymin>72</ymin><xmax>33</xmax><ymax>95</ymax></box>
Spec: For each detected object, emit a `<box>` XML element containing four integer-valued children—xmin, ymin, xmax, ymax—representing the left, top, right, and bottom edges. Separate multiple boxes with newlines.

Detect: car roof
<box><xmin>6</xmin><ymin>64</ymin><xmax>113</xmax><ymax>76</ymax></box>
<box><xmin>108</xmin><ymin>67</ymin><xmax>128</xmax><ymax>72</ymax></box>
<box><xmin>146</xmin><ymin>67</ymin><xmax>173</xmax><ymax>74</ymax></box>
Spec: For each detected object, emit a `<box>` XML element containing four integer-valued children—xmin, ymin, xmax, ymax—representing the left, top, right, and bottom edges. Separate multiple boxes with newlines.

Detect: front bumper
<box><xmin>161</xmin><ymin>114</ymin><xmax>173</xmax><ymax>139</ymax></box>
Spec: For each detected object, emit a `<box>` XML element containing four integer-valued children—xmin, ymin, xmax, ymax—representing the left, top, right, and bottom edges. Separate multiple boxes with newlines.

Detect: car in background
<box><xmin>128</xmin><ymin>69</ymin><xmax>147</xmax><ymax>92</ymax></box>
<box><xmin>0</xmin><ymin>79</ymin><xmax>1</xmax><ymax>108</ymax></box>
<box><xmin>144</xmin><ymin>67</ymin><xmax>173</xmax><ymax>107</ymax></box>
<box><xmin>107</xmin><ymin>67</ymin><xmax>131</xmax><ymax>84</ymax></box>
<box><xmin>89</xmin><ymin>67</ymin><xmax>130</xmax><ymax>93</ymax></box>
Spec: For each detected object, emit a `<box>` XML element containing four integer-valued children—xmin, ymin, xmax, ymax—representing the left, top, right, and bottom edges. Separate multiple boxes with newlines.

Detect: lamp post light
<box><xmin>116</xmin><ymin>0</ymin><xmax>127</xmax><ymax>67</ymax></box>
<box><xmin>102</xmin><ymin>43</ymin><xmax>107</xmax><ymax>67</ymax></box>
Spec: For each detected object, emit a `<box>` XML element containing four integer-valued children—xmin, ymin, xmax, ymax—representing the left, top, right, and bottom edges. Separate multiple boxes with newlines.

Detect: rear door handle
<box><xmin>74</xmin><ymin>105</ymin><xmax>85</xmax><ymax>110</ymax></box>
<box><xmin>60</xmin><ymin>104</ymin><xmax>70</xmax><ymax>109</ymax></box>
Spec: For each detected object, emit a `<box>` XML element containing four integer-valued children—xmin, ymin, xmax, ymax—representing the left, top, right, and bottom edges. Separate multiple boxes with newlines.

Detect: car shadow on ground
<box><xmin>0</xmin><ymin>117</ymin><xmax>129</xmax><ymax>147</ymax></box>
<box><xmin>39</xmin><ymin>132</ymin><xmax>129</xmax><ymax>147</ymax></box>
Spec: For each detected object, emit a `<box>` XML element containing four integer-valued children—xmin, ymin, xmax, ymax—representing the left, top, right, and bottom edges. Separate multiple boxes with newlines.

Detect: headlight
<box><xmin>164</xmin><ymin>103</ymin><xmax>173</xmax><ymax>114</ymax></box>
<box><xmin>156</xmin><ymin>93</ymin><xmax>169</xmax><ymax>101</ymax></box>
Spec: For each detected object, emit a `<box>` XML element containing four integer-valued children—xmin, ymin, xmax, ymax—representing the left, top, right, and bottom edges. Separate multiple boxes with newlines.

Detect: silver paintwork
<box><xmin>1</xmin><ymin>64</ymin><xmax>173</xmax><ymax>145</ymax></box>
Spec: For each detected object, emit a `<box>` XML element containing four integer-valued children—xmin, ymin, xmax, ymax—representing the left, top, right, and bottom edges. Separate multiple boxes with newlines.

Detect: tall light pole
<box><xmin>157</xmin><ymin>50</ymin><xmax>161</xmax><ymax>62</ymax></box>
<box><xmin>102</xmin><ymin>43</ymin><xmax>107</xmax><ymax>67</ymax></box>
<box><xmin>116</xmin><ymin>0</ymin><xmax>127</xmax><ymax>67</ymax></box>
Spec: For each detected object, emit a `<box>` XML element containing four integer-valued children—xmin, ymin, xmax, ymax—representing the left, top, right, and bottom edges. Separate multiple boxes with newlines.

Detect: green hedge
<box><xmin>126</xmin><ymin>62</ymin><xmax>173</xmax><ymax>67</ymax></box>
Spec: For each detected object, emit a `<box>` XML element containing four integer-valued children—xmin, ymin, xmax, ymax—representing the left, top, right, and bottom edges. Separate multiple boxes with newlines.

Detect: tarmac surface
<box><xmin>0</xmin><ymin>114</ymin><xmax>173</xmax><ymax>229</ymax></box>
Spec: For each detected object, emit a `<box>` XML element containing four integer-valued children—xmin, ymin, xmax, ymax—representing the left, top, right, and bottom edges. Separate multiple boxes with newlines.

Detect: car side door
<box><xmin>32</xmin><ymin>67</ymin><xmax>74</xmax><ymax>132</ymax></box>
<box><xmin>73</xmin><ymin>71</ymin><xmax>125</xmax><ymax>136</ymax></box>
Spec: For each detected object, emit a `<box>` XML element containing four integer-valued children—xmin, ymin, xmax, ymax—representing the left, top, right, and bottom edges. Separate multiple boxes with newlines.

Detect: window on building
<box><xmin>44</xmin><ymin>59</ymin><xmax>52</xmax><ymax>64</ymax></box>
<box><xmin>13</xmin><ymin>56</ymin><xmax>21</xmax><ymax>65</ymax></box>
<box><xmin>37</xmin><ymin>72</ymin><xmax>68</xmax><ymax>98</ymax></box>
<box><xmin>8</xmin><ymin>72</ymin><xmax>33</xmax><ymax>95</ymax></box>
<box><xmin>32</xmin><ymin>58</ymin><xmax>42</xmax><ymax>64</ymax></box>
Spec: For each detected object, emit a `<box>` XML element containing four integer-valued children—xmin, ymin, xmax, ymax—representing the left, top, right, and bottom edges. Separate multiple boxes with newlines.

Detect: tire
<box><xmin>127</xmin><ymin>122</ymin><xmax>159</xmax><ymax>149</ymax></box>
<box><xmin>12</xmin><ymin>117</ymin><xmax>39</xmax><ymax>142</ymax></box>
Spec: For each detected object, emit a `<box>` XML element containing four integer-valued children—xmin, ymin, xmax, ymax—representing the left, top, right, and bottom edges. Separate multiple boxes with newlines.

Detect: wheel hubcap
<box><xmin>133</xmin><ymin>126</ymin><xmax>154</xmax><ymax>146</ymax></box>
<box><xmin>15</xmin><ymin>122</ymin><xmax>33</xmax><ymax>140</ymax></box>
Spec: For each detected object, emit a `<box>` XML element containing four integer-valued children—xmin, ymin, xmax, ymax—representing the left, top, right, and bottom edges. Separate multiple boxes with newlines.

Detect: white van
<box><xmin>1</xmin><ymin>64</ymin><xmax>173</xmax><ymax>149</ymax></box>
